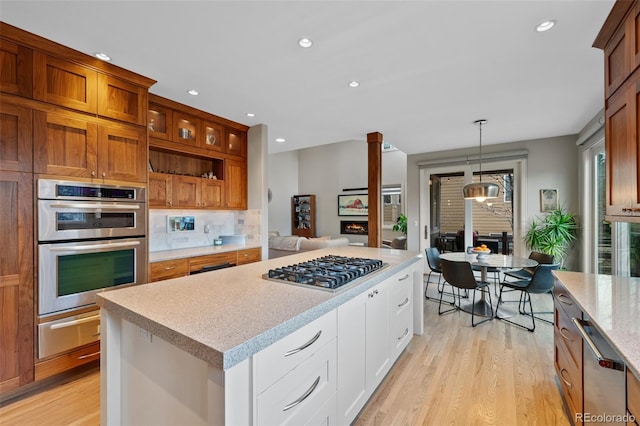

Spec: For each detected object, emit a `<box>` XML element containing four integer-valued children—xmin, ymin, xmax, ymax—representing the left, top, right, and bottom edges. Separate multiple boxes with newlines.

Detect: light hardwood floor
<box><xmin>0</xmin><ymin>275</ymin><xmax>570</xmax><ymax>425</ymax></box>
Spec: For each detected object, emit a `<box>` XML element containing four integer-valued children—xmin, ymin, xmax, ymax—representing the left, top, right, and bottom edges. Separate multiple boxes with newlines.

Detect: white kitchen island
<box><xmin>97</xmin><ymin>246</ymin><xmax>424</xmax><ymax>425</ymax></box>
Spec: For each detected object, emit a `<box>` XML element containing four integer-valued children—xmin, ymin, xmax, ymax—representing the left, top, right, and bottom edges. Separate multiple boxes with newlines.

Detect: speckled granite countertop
<box><xmin>149</xmin><ymin>243</ymin><xmax>262</xmax><ymax>262</ymax></box>
<box><xmin>553</xmin><ymin>271</ymin><xmax>640</xmax><ymax>377</ymax></box>
<box><xmin>97</xmin><ymin>246</ymin><xmax>422</xmax><ymax>371</ymax></box>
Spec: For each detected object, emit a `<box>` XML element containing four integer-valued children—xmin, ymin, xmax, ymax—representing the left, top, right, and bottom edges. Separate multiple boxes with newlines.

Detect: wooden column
<box><xmin>367</xmin><ymin>132</ymin><xmax>383</xmax><ymax>247</ymax></box>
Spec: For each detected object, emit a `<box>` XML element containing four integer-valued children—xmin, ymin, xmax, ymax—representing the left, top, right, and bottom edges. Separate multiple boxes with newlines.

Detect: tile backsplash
<box><xmin>149</xmin><ymin>209</ymin><xmax>262</xmax><ymax>252</ymax></box>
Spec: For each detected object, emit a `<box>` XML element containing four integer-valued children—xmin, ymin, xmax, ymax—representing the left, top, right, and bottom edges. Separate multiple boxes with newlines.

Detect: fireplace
<box><xmin>340</xmin><ymin>221</ymin><xmax>368</xmax><ymax>235</ymax></box>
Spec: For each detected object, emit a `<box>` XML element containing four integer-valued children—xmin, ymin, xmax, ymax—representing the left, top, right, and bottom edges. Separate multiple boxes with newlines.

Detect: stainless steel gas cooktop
<box><xmin>264</xmin><ymin>255</ymin><xmax>387</xmax><ymax>292</ymax></box>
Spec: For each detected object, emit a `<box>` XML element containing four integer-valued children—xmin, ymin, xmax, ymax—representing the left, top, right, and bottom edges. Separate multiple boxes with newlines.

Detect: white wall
<box><xmin>267</xmin><ymin>140</ymin><xmax>407</xmax><ymax>245</ymax></box>
<box><xmin>267</xmin><ymin>151</ymin><xmax>299</xmax><ymax>235</ymax></box>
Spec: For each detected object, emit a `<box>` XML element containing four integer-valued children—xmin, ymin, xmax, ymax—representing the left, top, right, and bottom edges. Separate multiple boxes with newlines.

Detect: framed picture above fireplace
<box><xmin>338</xmin><ymin>194</ymin><xmax>368</xmax><ymax>216</ymax></box>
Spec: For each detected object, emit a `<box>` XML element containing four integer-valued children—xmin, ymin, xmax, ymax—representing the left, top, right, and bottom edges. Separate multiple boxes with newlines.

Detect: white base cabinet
<box><xmin>336</xmin><ymin>267</ymin><xmax>416</xmax><ymax>425</ymax></box>
<box><xmin>101</xmin><ymin>261</ymin><xmax>422</xmax><ymax>426</ymax></box>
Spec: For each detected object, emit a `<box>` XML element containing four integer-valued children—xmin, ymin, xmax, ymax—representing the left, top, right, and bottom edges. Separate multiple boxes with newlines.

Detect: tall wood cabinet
<box><xmin>147</xmin><ymin>94</ymin><xmax>248</xmax><ymax>210</ymax></box>
<box><xmin>292</xmin><ymin>194</ymin><xmax>316</xmax><ymax>238</ymax></box>
<box><xmin>595</xmin><ymin>1</ymin><xmax>640</xmax><ymax>221</ymax></box>
<box><xmin>0</xmin><ymin>171</ymin><xmax>34</xmax><ymax>394</ymax></box>
<box><xmin>0</xmin><ymin>21</ymin><xmax>155</xmax><ymax>396</ymax></box>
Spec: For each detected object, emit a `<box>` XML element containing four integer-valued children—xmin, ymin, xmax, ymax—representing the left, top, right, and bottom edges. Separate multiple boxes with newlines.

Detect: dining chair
<box><xmin>503</xmin><ymin>251</ymin><xmax>554</xmax><ymax>282</ymax></box>
<box><xmin>424</xmin><ymin>247</ymin><xmax>443</xmax><ymax>300</ymax></box>
<box><xmin>438</xmin><ymin>258</ymin><xmax>493</xmax><ymax>327</ymax></box>
<box><xmin>495</xmin><ymin>262</ymin><xmax>560</xmax><ymax>332</ymax></box>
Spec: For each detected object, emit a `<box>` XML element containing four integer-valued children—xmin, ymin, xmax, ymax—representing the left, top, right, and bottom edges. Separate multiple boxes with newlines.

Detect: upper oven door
<box><xmin>38</xmin><ymin>199</ymin><xmax>146</xmax><ymax>241</ymax></box>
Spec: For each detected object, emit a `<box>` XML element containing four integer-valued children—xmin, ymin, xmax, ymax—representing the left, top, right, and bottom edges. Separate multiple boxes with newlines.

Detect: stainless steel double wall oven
<box><xmin>37</xmin><ymin>178</ymin><xmax>147</xmax><ymax>359</ymax></box>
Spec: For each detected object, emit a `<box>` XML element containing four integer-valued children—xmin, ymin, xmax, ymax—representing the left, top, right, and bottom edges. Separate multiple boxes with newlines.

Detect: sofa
<box><xmin>268</xmin><ymin>234</ymin><xmax>350</xmax><ymax>259</ymax></box>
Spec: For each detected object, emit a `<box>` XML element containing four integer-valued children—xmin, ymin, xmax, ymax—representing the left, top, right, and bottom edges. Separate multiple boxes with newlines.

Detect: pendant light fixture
<box><xmin>463</xmin><ymin>119</ymin><xmax>499</xmax><ymax>202</ymax></box>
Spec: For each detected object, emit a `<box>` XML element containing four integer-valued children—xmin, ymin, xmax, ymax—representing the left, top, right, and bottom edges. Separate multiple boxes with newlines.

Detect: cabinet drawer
<box><xmin>188</xmin><ymin>252</ymin><xmax>236</xmax><ymax>273</ymax></box>
<box><xmin>554</xmin><ymin>307</ymin><xmax>582</xmax><ymax>370</ymax></box>
<box><xmin>628</xmin><ymin>369</ymin><xmax>640</xmax><ymax>422</ymax></box>
<box><xmin>150</xmin><ymin>259</ymin><xmax>189</xmax><ymax>282</ymax></box>
<box><xmin>254</xmin><ymin>310</ymin><xmax>336</xmax><ymax>394</ymax></box>
<box><xmin>255</xmin><ymin>338</ymin><xmax>336</xmax><ymax>426</ymax></box>
<box><xmin>389</xmin><ymin>270</ymin><xmax>412</xmax><ymax>316</ymax></box>
<box><xmin>555</xmin><ymin>332</ymin><xmax>583</xmax><ymax>418</ymax></box>
<box><xmin>35</xmin><ymin>341</ymin><xmax>100</xmax><ymax>381</ymax></box>
<box><xmin>237</xmin><ymin>247</ymin><xmax>261</xmax><ymax>265</ymax></box>
<box><xmin>554</xmin><ymin>279</ymin><xmax>582</xmax><ymax>321</ymax></box>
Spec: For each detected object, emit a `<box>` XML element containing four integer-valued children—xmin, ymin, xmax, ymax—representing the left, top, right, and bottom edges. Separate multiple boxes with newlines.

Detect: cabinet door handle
<box><xmin>284</xmin><ymin>330</ymin><xmax>322</xmax><ymax>357</ymax></box>
<box><xmin>557</xmin><ymin>294</ymin><xmax>573</xmax><ymax>305</ymax></box>
<box><xmin>78</xmin><ymin>351</ymin><xmax>100</xmax><ymax>360</ymax></box>
<box><xmin>102</xmin><ymin>172</ymin><xmax>106</xmax><ymax>178</ymax></box>
<box><xmin>559</xmin><ymin>368</ymin><xmax>573</xmax><ymax>388</ymax></box>
<box><xmin>398</xmin><ymin>274</ymin><xmax>410</xmax><ymax>281</ymax></box>
<box><xmin>559</xmin><ymin>327</ymin><xmax>572</xmax><ymax>341</ymax></box>
<box><xmin>397</xmin><ymin>327</ymin><xmax>409</xmax><ymax>340</ymax></box>
<box><xmin>282</xmin><ymin>376</ymin><xmax>321</xmax><ymax>412</ymax></box>
<box><xmin>368</xmin><ymin>289</ymin><xmax>379</xmax><ymax>298</ymax></box>
<box><xmin>398</xmin><ymin>297</ymin><xmax>410</xmax><ymax>308</ymax></box>
<box><xmin>91</xmin><ymin>170</ymin><xmax>96</xmax><ymax>177</ymax></box>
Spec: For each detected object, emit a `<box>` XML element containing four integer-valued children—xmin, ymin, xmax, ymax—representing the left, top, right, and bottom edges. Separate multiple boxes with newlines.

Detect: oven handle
<box><xmin>572</xmin><ymin>318</ymin><xmax>624</xmax><ymax>371</ymax></box>
<box><xmin>49</xmin><ymin>202</ymin><xmax>140</xmax><ymax>210</ymax></box>
<box><xmin>50</xmin><ymin>313</ymin><xmax>100</xmax><ymax>330</ymax></box>
<box><xmin>49</xmin><ymin>240</ymin><xmax>141</xmax><ymax>252</ymax></box>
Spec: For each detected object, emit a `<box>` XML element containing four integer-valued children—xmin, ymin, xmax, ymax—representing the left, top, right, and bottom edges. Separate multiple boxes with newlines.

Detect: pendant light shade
<box><xmin>463</xmin><ymin>119</ymin><xmax>499</xmax><ymax>202</ymax></box>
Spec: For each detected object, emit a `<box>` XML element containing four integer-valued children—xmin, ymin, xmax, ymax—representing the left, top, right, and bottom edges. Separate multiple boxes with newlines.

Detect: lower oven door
<box><xmin>38</xmin><ymin>311</ymin><xmax>101</xmax><ymax>359</ymax></box>
<box><xmin>38</xmin><ymin>237</ymin><xmax>147</xmax><ymax>316</ymax></box>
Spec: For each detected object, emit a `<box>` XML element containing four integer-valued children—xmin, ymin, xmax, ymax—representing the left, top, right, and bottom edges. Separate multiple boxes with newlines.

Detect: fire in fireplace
<box><xmin>340</xmin><ymin>221</ymin><xmax>368</xmax><ymax>235</ymax></box>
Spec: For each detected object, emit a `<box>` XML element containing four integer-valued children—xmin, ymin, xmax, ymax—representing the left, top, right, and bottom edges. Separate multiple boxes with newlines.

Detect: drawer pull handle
<box><xmin>50</xmin><ymin>314</ymin><xmax>100</xmax><ymax>330</ymax></box>
<box><xmin>164</xmin><ymin>266</ymin><xmax>176</xmax><ymax>270</ymax></box>
<box><xmin>559</xmin><ymin>368</ymin><xmax>573</xmax><ymax>388</ymax></box>
<box><xmin>398</xmin><ymin>297</ymin><xmax>410</xmax><ymax>308</ymax></box>
<box><xmin>398</xmin><ymin>274</ymin><xmax>410</xmax><ymax>281</ymax></box>
<box><xmin>397</xmin><ymin>327</ymin><xmax>409</xmax><ymax>340</ymax></box>
<box><xmin>284</xmin><ymin>330</ymin><xmax>322</xmax><ymax>357</ymax></box>
<box><xmin>282</xmin><ymin>376</ymin><xmax>321</xmax><ymax>412</ymax></box>
<box><xmin>559</xmin><ymin>327</ymin><xmax>572</xmax><ymax>341</ymax></box>
<box><xmin>78</xmin><ymin>351</ymin><xmax>101</xmax><ymax>360</ymax></box>
<box><xmin>557</xmin><ymin>294</ymin><xmax>573</xmax><ymax>305</ymax></box>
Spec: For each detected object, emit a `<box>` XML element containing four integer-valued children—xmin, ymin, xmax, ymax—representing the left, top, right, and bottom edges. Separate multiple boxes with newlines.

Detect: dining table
<box><xmin>439</xmin><ymin>252</ymin><xmax>538</xmax><ymax>317</ymax></box>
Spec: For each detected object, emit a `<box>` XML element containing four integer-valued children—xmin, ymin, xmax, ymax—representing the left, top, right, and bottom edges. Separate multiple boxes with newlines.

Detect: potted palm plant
<box><xmin>392</xmin><ymin>213</ymin><xmax>407</xmax><ymax>235</ymax></box>
<box><xmin>523</xmin><ymin>207</ymin><xmax>578</xmax><ymax>268</ymax></box>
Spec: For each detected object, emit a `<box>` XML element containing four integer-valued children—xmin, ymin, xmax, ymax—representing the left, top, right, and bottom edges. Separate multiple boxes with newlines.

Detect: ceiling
<box><xmin>1</xmin><ymin>1</ymin><xmax>615</xmax><ymax>155</ymax></box>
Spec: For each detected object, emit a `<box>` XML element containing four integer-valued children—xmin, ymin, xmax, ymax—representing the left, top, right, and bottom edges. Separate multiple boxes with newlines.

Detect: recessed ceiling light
<box><xmin>275</xmin><ymin>138</ymin><xmax>286</xmax><ymax>143</ymax></box>
<box><xmin>348</xmin><ymin>81</ymin><xmax>360</xmax><ymax>88</ymax></box>
<box><xmin>246</xmin><ymin>113</ymin><xmax>255</xmax><ymax>117</ymax></box>
<box><xmin>298</xmin><ymin>37</ymin><xmax>313</xmax><ymax>48</ymax></box>
<box><xmin>95</xmin><ymin>52</ymin><xmax>111</xmax><ymax>61</ymax></box>
<box><xmin>536</xmin><ymin>20</ymin><xmax>556</xmax><ymax>32</ymax></box>
<box><xmin>187</xmin><ymin>89</ymin><xmax>199</xmax><ymax>96</ymax></box>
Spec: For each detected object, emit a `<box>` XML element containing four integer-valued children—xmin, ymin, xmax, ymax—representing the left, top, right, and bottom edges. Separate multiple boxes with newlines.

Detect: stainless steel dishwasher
<box><xmin>573</xmin><ymin>316</ymin><xmax>626</xmax><ymax>425</ymax></box>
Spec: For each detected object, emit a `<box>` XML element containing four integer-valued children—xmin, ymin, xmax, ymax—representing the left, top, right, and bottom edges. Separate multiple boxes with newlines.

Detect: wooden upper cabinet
<box><xmin>174</xmin><ymin>112</ymin><xmax>201</xmax><ymax>148</ymax></box>
<box><xmin>0</xmin><ymin>39</ymin><xmax>33</xmax><ymax>97</ymax></box>
<box><xmin>0</xmin><ymin>99</ymin><xmax>33</xmax><ymax>172</ymax></box>
<box><xmin>201</xmin><ymin>179</ymin><xmax>224</xmax><ymax>208</ymax></box>
<box><xmin>33</xmin><ymin>52</ymin><xmax>98</xmax><ymax>114</ymax></box>
<box><xmin>97</xmin><ymin>74</ymin><xmax>148</xmax><ymax>125</ymax></box>
<box><xmin>173</xmin><ymin>175</ymin><xmax>202</xmax><ymax>208</ymax></box>
<box><xmin>605</xmin><ymin>69</ymin><xmax>640</xmax><ymax>217</ymax></box>
<box><xmin>148</xmin><ymin>101</ymin><xmax>174</xmax><ymax>140</ymax></box>
<box><xmin>33</xmin><ymin>109</ymin><xmax>98</xmax><ymax>178</ymax></box>
<box><xmin>148</xmin><ymin>172</ymin><xmax>173</xmax><ymax>207</ymax></box>
<box><xmin>227</xmin><ymin>128</ymin><xmax>247</xmax><ymax>158</ymax></box>
<box><xmin>201</xmin><ymin>120</ymin><xmax>225</xmax><ymax>153</ymax></box>
<box><xmin>225</xmin><ymin>158</ymin><xmax>247</xmax><ymax>209</ymax></box>
<box><xmin>34</xmin><ymin>109</ymin><xmax>146</xmax><ymax>182</ymax></box>
<box><xmin>97</xmin><ymin>123</ymin><xmax>147</xmax><ymax>182</ymax></box>
<box><xmin>0</xmin><ymin>172</ymin><xmax>34</xmax><ymax>395</ymax></box>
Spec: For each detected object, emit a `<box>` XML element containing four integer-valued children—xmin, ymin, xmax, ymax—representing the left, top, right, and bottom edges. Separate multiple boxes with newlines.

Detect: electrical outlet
<box><xmin>204</xmin><ymin>224</ymin><xmax>211</xmax><ymax>233</ymax></box>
